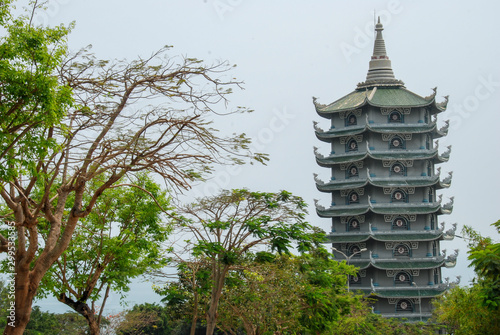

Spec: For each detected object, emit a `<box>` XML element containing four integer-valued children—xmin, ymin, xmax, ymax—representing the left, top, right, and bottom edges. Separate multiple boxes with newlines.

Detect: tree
<box><xmin>466</xmin><ymin>220</ymin><xmax>500</xmax><ymax>310</ymax></box>
<box><xmin>0</xmin><ymin>2</ymin><xmax>265</xmax><ymax>333</ymax></box>
<box><xmin>161</xmin><ymin>189</ymin><xmax>324</xmax><ymax>335</ymax></box>
<box><xmin>432</xmin><ymin>285</ymin><xmax>500</xmax><ymax>335</ymax></box>
<box><xmin>0</xmin><ymin>0</ymin><xmax>73</xmax><ymax>182</ymax></box>
<box><xmin>432</xmin><ymin>220</ymin><xmax>500</xmax><ymax>333</ymax></box>
<box><xmin>115</xmin><ymin>303</ymin><xmax>172</xmax><ymax>335</ymax></box>
<box><xmin>37</xmin><ymin>173</ymin><xmax>171</xmax><ymax>334</ymax></box>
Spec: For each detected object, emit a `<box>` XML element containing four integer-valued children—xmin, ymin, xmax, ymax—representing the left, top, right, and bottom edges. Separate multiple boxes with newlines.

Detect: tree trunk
<box><xmin>190</xmin><ymin>291</ymin><xmax>199</xmax><ymax>335</ymax></box>
<box><xmin>3</xmin><ymin>266</ymin><xmax>37</xmax><ymax>335</ymax></box>
<box><xmin>58</xmin><ymin>293</ymin><xmax>100</xmax><ymax>335</ymax></box>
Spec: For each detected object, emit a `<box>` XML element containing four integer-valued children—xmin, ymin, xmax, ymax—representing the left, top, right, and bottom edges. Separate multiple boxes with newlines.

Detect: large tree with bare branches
<box><xmin>0</xmin><ymin>2</ymin><xmax>265</xmax><ymax>333</ymax></box>
<box><xmin>159</xmin><ymin>189</ymin><xmax>324</xmax><ymax>335</ymax></box>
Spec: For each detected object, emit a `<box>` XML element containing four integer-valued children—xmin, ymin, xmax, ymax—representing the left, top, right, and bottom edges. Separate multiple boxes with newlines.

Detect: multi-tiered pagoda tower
<box><xmin>313</xmin><ymin>18</ymin><xmax>458</xmax><ymax>321</ymax></box>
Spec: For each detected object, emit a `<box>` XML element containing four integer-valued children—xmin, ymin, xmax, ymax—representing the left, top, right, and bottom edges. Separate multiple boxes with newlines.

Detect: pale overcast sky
<box><xmin>27</xmin><ymin>0</ymin><xmax>500</xmax><ymax>313</ymax></box>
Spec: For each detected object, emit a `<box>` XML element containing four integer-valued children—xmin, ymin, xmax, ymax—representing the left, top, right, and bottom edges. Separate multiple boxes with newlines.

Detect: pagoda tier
<box><xmin>314</xmin><ymin>119</ymin><xmax>449</xmax><ymax>141</ymax></box>
<box><xmin>312</xmin><ymin>17</ymin><xmax>457</xmax><ymax>321</ymax></box>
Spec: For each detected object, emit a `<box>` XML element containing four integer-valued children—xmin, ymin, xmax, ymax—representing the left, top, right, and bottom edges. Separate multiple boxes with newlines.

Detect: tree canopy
<box><xmin>0</xmin><ymin>1</ymin><xmax>265</xmax><ymax>333</ymax></box>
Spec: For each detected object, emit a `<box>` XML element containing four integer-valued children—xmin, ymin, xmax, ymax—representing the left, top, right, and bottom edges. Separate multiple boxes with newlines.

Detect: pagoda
<box><xmin>312</xmin><ymin>18</ymin><xmax>458</xmax><ymax>321</ymax></box>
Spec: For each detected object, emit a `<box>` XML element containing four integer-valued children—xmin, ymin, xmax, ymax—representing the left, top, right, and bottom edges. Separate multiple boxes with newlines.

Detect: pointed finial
<box><xmin>358</xmin><ymin>17</ymin><xmax>403</xmax><ymax>89</ymax></box>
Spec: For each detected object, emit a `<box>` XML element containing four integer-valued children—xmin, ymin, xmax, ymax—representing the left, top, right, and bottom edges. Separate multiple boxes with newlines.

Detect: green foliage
<box><xmin>297</xmin><ymin>247</ymin><xmax>356</xmax><ymax>333</ymax></box>
<box><xmin>462</xmin><ymin>220</ymin><xmax>500</xmax><ymax>310</ymax></box>
<box><xmin>24</xmin><ymin>307</ymin><xmax>89</xmax><ymax>335</ymax></box>
<box><xmin>38</xmin><ymin>173</ymin><xmax>172</xmax><ymax>322</ymax></box>
<box><xmin>432</xmin><ymin>285</ymin><xmax>500</xmax><ymax>334</ymax></box>
<box><xmin>0</xmin><ymin>0</ymin><xmax>73</xmax><ymax>181</ymax></box>
<box><xmin>467</xmin><ymin>220</ymin><xmax>500</xmax><ymax>310</ymax></box>
<box><xmin>116</xmin><ymin>303</ymin><xmax>172</xmax><ymax>335</ymax></box>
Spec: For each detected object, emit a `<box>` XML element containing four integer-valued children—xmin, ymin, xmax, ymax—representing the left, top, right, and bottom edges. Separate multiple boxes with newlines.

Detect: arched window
<box><xmin>348</xmin><ymin>244</ymin><xmax>362</xmax><ymax>257</ymax></box>
<box><xmin>347</xmin><ymin>191</ymin><xmax>359</xmax><ymax>205</ymax></box>
<box><xmin>389</xmin><ymin>136</ymin><xmax>405</xmax><ymax>149</ymax></box>
<box><xmin>391</xmin><ymin>189</ymin><xmax>408</xmax><ymax>203</ymax></box>
<box><xmin>392</xmin><ymin>216</ymin><xmax>409</xmax><ymax>230</ymax></box>
<box><xmin>346</xmin><ymin>113</ymin><xmax>357</xmax><ymax>126</ymax></box>
<box><xmin>348</xmin><ymin>217</ymin><xmax>360</xmax><ymax>231</ymax></box>
<box><xmin>346</xmin><ymin>139</ymin><xmax>358</xmax><ymax>152</ymax></box>
<box><xmin>396</xmin><ymin>299</ymin><xmax>413</xmax><ymax>312</ymax></box>
<box><xmin>388</xmin><ymin>110</ymin><xmax>403</xmax><ymax>123</ymax></box>
<box><xmin>349</xmin><ymin>273</ymin><xmax>362</xmax><ymax>285</ymax></box>
<box><xmin>346</xmin><ymin>165</ymin><xmax>359</xmax><ymax>179</ymax></box>
<box><xmin>394</xmin><ymin>271</ymin><xmax>412</xmax><ymax>285</ymax></box>
<box><xmin>428</xmin><ymin>187</ymin><xmax>434</xmax><ymax>202</ymax></box>
<box><xmin>390</xmin><ymin>162</ymin><xmax>406</xmax><ymax>176</ymax></box>
<box><xmin>394</xmin><ymin>244</ymin><xmax>411</xmax><ymax>257</ymax></box>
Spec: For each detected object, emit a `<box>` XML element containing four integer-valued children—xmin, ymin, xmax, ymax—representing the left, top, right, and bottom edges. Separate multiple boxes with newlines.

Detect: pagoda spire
<box><xmin>358</xmin><ymin>17</ymin><xmax>403</xmax><ymax>88</ymax></box>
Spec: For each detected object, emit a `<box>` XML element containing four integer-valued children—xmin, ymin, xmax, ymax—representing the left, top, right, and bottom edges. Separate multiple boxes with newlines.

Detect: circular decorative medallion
<box><xmin>396</xmin><ymin>219</ymin><xmax>404</xmax><ymax>227</ymax></box>
<box><xmin>400</xmin><ymin>301</ymin><xmax>408</xmax><ymax>310</ymax></box>
<box><xmin>350</xmin><ymin>141</ymin><xmax>357</xmax><ymax>150</ymax></box>
<box><xmin>392</xmin><ymin>139</ymin><xmax>400</xmax><ymax>147</ymax></box>
<box><xmin>393</xmin><ymin>165</ymin><xmax>401</xmax><ymax>173</ymax></box>
<box><xmin>399</xmin><ymin>274</ymin><xmax>406</xmax><ymax>282</ymax></box>
<box><xmin>351</xmin><ymin>220</ymin><xmax>359</xmax><ymax>228</ymax></box>
<box><xmin>394</xmin><ymin>191</ymin><xmax>403</xmax><ymax>200</ymax></box>
<box><xmin>351</xmin><ymin>193</ymin><xmax>358</xmax><ymax>202</ymax></box>
<box><xmin>397</xmin><ymin>246</ymin><xmax>406</xmax><ymax>254</ymax></box>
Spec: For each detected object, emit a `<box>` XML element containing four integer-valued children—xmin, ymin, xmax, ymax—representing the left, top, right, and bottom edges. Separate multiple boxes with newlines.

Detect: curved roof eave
<box><xmin>315</xmin><ymin>202</ymin><xmax>443</xmax><ymax>217</ymax></box>
<box><xmin>316</xmin><ymin>176</ymin><xmax>441</xmax><ymax>192</ymax></box>
<box><xmin>327</xmin><ymin>231</ymin><xmax>445</xmax><ymax>243</ymax></box>
<box><xmin>315</xmin><ymin>149</ymin><xmax>439</xmax><ymax>167</ymax></box>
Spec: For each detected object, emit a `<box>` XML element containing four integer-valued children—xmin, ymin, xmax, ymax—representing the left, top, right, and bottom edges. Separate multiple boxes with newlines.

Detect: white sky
<box><xmin>27</xmin><ymin>0</ymin><xmax>500</xmax><ymax>313</ymax></box>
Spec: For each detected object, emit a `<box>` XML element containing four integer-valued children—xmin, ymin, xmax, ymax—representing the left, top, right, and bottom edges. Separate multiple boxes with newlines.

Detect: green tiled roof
<box><xmin>316</xmin><ymin>175</ymin><xmax>441</xmax><ymax>192</ymax></box>
<box><xmin>315</xmin><ymin>149</ymin><xmax>446</xmax><ymax>167</ymax></box>
<box><xmin>316</xmin><ymin>87</ymin><xmax>438</xmax><ymax>114</ymax></box>
<box><xmin>316</xmin><ymin>202</ymin><xmax>443</xmax><ymax>218</ymax></box>
<box><xmin>370</xmin><ymin>88</ymin><xmax>431</xmax><ymax>107</ymax></box>
<box><xmin>372</xmin><ymin>232</ymin><xmax>444</xmax><ymax>241</ymax></box>
<box><xmin>327</xmin><ymin>233</ymin><xmax>371</xmax><ymax>243</ymax></box>
<box><xmin>327</xmin><ymin>231</ymin><xmax>444</xmax><ymax>243</ymax></box>
<box><xmin>371</xmin><ymin>202</ymin><xmax>442</xmax><ymax>215</ymax></box>
<box><xmin>372</xmin><ymin>286</ymin><xmax>448</xmax><ymax>298</ymax></box>
<box><xmin>371</xmin><ymin>259</ymin><xmax>445</xmax><ymax>270</ymax></box>
<box><xmin>315</xmin><ymin>122</ymin><xmax>447</xmax><ymax>142</ymax></box>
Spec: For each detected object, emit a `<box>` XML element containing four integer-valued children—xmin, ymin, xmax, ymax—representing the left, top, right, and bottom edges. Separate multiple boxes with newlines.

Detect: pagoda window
<box><xmin>434</xmin><ymin>268</ymin><xmax>440</xmax><ymax>284</ymax></box>
<box><xmin>348</xmin><ymin>217</ymin><xmax>361</xmax><ymax>231</ymax></box>
<box><xmin>346</xmin><ymin>139</ymin><xmax>358</xmax><ymax>152</ymax></box>
<box><xmin>391</xmin><ymin>189</ymin><xmax>408</xmax><ymax>203</ymax></box>
<box><xmin>388</xmin><ymin>110</ymin><xmax>403</xmax><ymax>123</ymax></box>
<box><xmin>428</xmin><ymin>188</ymin><xmax>434</xmax><ymax>202</ymax></box>
<box><xmin>396</xmin><ymin>299</ymin><xmax>413</xmax><ymax>313</ymax></box>
<box><xmin>394</xmin><ymin>271</ymin><xmax>412</xmax><ymax>285</ymax></box>
<box><xmin>389</xmin><ymin>136</ymin><xmax>405</xmax><ymax>149</ymax></box>
<box><xmin>347</xmin><ymin>244</ymin><xmax>362</xmax><ymax>257</ymax></box>
<box><xmin>432</xmin><ymin>241</ymin><xmax>438</xmax><ymax>257</ymax></box>
<box><xmin>393</xmin><ymin>244</ymin><xmax>411</xmax><ymax>257</ymax></box>
<box><xmin>349</xmin><ymin>273</ymin><xmax>362</xmax><ymax>285</ymax></box>
<box><xmin>347</xmin><ymin>191</ymin><xmax>360</xmax><ymax>205</ymax></box>
<box><xmin>345</xmin><ymin>113</ymin><xmax>357</xmax><ymax>126</ymax></box>
<box><xmin>392</xmin><ymin>216</ymin><xmax>409</xmax><ymax>230</ymax></box>
<box><xmin>390</xmin><ymin>162</ymin><xmax>406</xmax><ymax>176</ymax></box>
<box><xmin>346</xmin><ymin>165</ymin><xmax>359</xmax><ymax>179</ymax></box>
<box><xmin>426</xmin><ymin>135</ymin><xmax>432</xmax><ymax>150</ymax></box>
<box><xmin>430</xmin><ymin>214</ymin><xmax>436</xmax><ymax>230</ymax></box>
